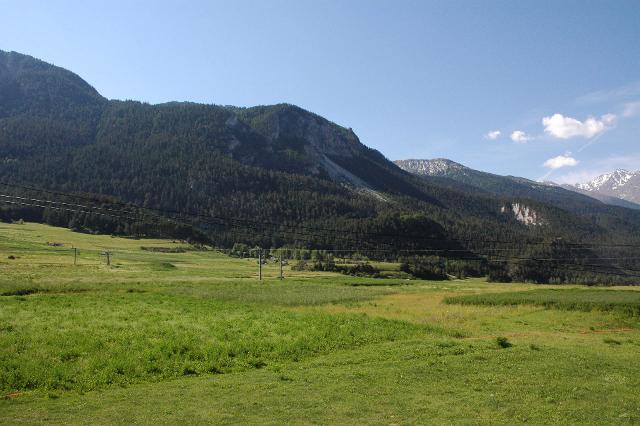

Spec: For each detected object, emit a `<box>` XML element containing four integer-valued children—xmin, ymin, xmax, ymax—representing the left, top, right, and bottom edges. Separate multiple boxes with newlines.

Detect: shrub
<box><xmin>496</xmin><ymin>336</ymin><xmax>512</xmax><ymax>348</ymax></box>
<box><xmin>292</xmin><ymin>260</ymin><xmax>309</xmax><ymax>271</ymax></box>
<box><xmin>1</xmin><ymin>288</ymin><xmax>42</xmax><ymax>296</ymax></box>
<box><xmin>399</xmin><ymin>256</ymin><xmax>448</xmax><ymax>280</ymax></box>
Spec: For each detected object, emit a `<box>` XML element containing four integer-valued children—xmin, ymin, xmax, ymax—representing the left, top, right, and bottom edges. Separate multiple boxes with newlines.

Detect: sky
<box><xmin>1</xmin><ymin>0</ymin><xmax>639</xmax><ymax>183</ymax></box>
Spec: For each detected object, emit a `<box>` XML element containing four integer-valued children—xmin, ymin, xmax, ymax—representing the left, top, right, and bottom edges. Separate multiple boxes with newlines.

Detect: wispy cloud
<box><xmin>575</xmin><ymin>81</ymin><xmax>640</xmax><ymax>105</ymax></box>
<box><xmin>511</xmin><ymin>130</ymin><xmax>532</xmax><ymax>143</ymax></box>
<box><xmin>552</xmin><ymin>154</ymin><xmax>640</xmax><ymax>184</ymax></box>
<box><xmin>484</xmin><ymin>130</ymin><xmax>501</xmax><ymax>140</ymax></box>
<box><xmin>623</xmin><ymin>101</ymin><xmax>640</xmax><ymax>118</ymax></box>
<box><xmin>552</xmin><ymin>170</ymin><xmax>604</xmax><ymax>185</ymax></box>
<box><xmin>542</xmin><ymin>113</ymin><xmax>616</xmax><ymax>139</ymax></box>
<box><xmin>594</xmin><ymin>154</ymin><xmax>640</xmax><ymax>172</ymax></box>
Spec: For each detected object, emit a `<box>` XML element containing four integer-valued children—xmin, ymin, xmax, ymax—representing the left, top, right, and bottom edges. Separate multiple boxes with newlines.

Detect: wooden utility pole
<box><xmin>73</xmin><ymin>247</ymin><xmax>77</xmax><ymax>266</ymax></box>
<box><xmin>258</xmin><ymin>251</ymin><xmax>262</xmax><ymax>281</ymax></box>
<box><xmin>279</xmin><ymin>255</ymin><xmax>284</xmax><ymax>280</ymax></box>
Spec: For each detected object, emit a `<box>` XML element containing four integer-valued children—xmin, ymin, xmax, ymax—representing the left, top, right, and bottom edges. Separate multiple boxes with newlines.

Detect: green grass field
<box><xmin>1</xmin><ymin>222</ymin><xmax>640</xmax><ymax>424</ymax></box>
<box><xmin>445</xmin><ymin>289</ymin><xmax>640</xmax><ymax>316</ymax></box>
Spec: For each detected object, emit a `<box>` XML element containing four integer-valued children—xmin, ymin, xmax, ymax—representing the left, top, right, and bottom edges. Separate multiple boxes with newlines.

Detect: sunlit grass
<box><xmin>444</xmin><ymin>288</ymin><xmax>640</xmax><ymax>316</ymax></box>
<box><xmin>1</xmin><ymin>222</ymin><xmax>640</xmax><ymax>424</ymax></box>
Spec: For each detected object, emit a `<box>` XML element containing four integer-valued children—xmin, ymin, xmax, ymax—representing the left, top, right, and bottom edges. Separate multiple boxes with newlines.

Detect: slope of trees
<box><xmin>2</xmin><ymin>49</ymin><xmax>640</xmax><ymax>284</ymax></box>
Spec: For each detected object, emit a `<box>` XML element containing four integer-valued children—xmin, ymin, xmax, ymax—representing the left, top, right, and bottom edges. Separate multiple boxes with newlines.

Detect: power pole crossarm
<box><xmin>101</xmin><ymin>251</ymin><xmax>112</xmax><ymax>266</ymax></box>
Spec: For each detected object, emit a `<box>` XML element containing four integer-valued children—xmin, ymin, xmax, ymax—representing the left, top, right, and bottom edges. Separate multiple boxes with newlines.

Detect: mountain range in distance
<box><xmin>395</xmin><ymin>159</ymin><xmax>640</xmax><ymax>210</ymax></box>
<box><xmin>563</xmin><ymin>169</ymin><xmax>640</xmax><ymax>206</ymax></box>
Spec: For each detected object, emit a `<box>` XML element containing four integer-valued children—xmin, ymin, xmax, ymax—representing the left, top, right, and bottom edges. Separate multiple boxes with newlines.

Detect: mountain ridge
<box><xmin>396</xmin><ymin>158</ymin><xmax>640</xmax><ymax>210</ymax></box>
<box><xmin>3</xmin><ymin>49</ymin><xmax>640</xmax><ymax>283</ymax></box>
<box><xmin>566</xmin><ymin>169</ymin><xmax>640</xmax><ymax>204</ymax></box>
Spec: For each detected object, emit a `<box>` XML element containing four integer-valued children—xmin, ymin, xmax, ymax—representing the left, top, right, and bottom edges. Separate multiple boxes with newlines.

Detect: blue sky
<box><xmin>2</xmin><ymin>0</ymin><xmax>639</xmax><ymax>183</ymax></box>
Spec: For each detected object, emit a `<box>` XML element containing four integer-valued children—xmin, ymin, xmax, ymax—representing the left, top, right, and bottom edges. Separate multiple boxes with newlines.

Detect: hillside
<box><xmin>0</xmin><ymin>50</ymin><xmax>519</xmax><ymax>248</ymax></box>
<box><xmin>2</xmin><ymin>50</ymin><xmax>640</xmax><ymax>283</ymax></box>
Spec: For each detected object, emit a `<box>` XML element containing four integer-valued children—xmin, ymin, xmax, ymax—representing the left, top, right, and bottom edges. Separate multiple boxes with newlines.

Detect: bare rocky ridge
<box><xmin>394</xmin><ymin>158</ymin><xmax>467</xmax><ymax>177</ymax></box>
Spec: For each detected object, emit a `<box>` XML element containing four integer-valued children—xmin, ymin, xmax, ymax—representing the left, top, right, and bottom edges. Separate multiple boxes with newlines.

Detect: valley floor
<box><xmin>1</xmin><ymin>223</ymin><xmax>639</xmax><ymax>424</ymax></box>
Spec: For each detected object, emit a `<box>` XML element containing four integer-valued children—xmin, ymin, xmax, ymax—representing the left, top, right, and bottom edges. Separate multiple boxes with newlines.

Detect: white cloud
<box><xmin>511</xmin><ymin>130</ymin><xmax>531</xmax><ymax>143</ymax></box>
<box><xmin>543</xmin><ymin>153</ymin><xmax>579</xmax><ymax>169</ymax></box>
<box><xmin>542</xmin><ymin>113</ymin><xmax>616</xmax><ymax>139</ymax></box>
<box><xmin>484</xmin><ymin>130</ymin><xmax>501</xmax><ymax>140</ymax></box>
<box><xmin>623</xmin><ymin>101</ymin><xmax>640</xmax><ymax>118</ymax></box>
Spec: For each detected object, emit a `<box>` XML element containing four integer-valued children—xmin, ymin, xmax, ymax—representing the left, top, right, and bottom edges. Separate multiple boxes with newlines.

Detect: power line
<box><xmin>4</xmin><ymin>191</ymin><xmax>640</xmax><ymax>269</ymax></box>
<box><xmin>3</xmin><ymin>199</ymin><xmax>640</xmax><ymax>279</ymax></box>
<box><xmin>7</xmin><ymin>180</ymin><xmax>640</xmax><ymax>250</ymax></box>
<box><xmin>2</xmin><ymin>183</ymin><xmax>640</xmax><ymax>281</ymax></box>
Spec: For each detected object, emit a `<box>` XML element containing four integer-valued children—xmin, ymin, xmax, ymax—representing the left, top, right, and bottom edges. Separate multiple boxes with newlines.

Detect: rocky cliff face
<box><xmin>394</xmin><ymin>158</ymin><xmax>468</xmax><ymax>177</ymax></box>
<box><xmin>239</xmin><ymin>104</ymin><xmax>362</xmax><ymax>157</ymax></box>
<box><xmin>501</xmin><ymin>203</ymin><xmax>544</xmax><ymax>226</ymax></box>
<box><xmin>233</xmin><ymin>104</ymin><xmax>372</xmax><ymax>185</ymax></box>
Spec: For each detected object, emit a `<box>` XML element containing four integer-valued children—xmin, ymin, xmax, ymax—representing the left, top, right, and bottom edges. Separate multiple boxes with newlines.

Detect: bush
<box><xmin>336</xmin><ymin>263</ymin><xmax>381</xmax><ymax>278</ymax></box>
<box><xmin>488</xmin><ymin>265</ymin><xmax>512</xmax><ymax>283</ymax></box>
<box><xmin>399</xmin><ymin>256</ymin><xmax>448</xmax><ymax>280</ymax></box>
<box><xmin>292</xmin><ymin>260</ymin><xmax>309</xmax><ymax>271</ymax></box>
<box><xmin>496</xmin><ymin>336</ymin><xmax>512</xmax><ymax>348</ymax></box>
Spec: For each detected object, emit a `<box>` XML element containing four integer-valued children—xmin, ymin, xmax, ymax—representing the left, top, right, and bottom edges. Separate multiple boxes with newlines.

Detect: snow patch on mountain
<box><xmin>575</xmin><ymin>169</ymin><xmax>635</xmax><ymax>191</ymax></box>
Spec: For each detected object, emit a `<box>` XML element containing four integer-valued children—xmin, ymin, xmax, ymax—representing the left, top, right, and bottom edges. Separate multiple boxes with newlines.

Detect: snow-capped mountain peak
<box><xmin>570</xmin><ymin>169</ymin><xmax>640</xmax><ymax>204</ymax></box>
<box><xmin>575</xmin><ymin>169</ymin><xmax>635</xmax><ymax>191</ymax></box>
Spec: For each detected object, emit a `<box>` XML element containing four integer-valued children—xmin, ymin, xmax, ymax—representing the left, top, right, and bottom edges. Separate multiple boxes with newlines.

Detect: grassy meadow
<box><xmin>1</xmin><ymin>222</ymin><xmax>640</xmax><ymax>424</ymax></box>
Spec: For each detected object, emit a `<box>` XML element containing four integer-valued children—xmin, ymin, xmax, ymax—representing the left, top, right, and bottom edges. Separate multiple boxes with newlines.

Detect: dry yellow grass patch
<box><xmin>299</xmin><ymin>287</ymin><xmax>638</xmax><ymax>341</ymax></box>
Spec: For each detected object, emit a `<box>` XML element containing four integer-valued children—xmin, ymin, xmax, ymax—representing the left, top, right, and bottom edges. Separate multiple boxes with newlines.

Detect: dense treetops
<box><xmin>2</xmin><ymin>49</ymin><xmax>640</xmax><ymax>283</ymax></box>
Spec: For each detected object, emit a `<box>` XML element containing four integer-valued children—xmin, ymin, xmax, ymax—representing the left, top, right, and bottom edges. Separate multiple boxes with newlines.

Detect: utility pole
<box><xmin>258</xmin><ymin>251</ymin><xmax>262</xmax><ymax>281</ymax></box>
<box><xmin>102</xmin><ymin>251</ymin><xmax>112</xmax><ymax>266</ymax></box>
<box><xmin>279</xmin><ymin>254</ymin><xmax>284</xmax><ymax>280</ymax></box>
<box><xmin>73</xmin><ymin>247</ymin><xmax>77</xmax><ymax>266</ymax></box>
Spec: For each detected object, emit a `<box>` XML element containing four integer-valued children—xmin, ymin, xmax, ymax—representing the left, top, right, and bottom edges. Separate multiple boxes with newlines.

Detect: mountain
<box><xmin>0</xmin><ymin>50</ymin><xmax>507</xmax><ymax>252</ymax></box>
<box><xmin>565</xmin><ymin>169</ymin><xmax>640</xmax><ymax>206</ymax></box>
<box><xmin>394</xmin><ymin>158</ymin><xmax>639</xmax><ymax>212</ymax></box>
<box><xmin>3</xmin><ymin>50</ymin><xmax>640</xmax><ymax>284</ymax></box>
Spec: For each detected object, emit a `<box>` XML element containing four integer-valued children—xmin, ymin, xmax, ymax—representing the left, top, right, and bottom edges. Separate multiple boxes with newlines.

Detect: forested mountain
<box><xmin>2</xmin><ymin>49</ymin><xmax>640</xmax><ymax>284</ymax></box>
<box><xmin>395</xmin><ymin>158</ymin><xmax>640</xmax><ymax>211</ymax></box>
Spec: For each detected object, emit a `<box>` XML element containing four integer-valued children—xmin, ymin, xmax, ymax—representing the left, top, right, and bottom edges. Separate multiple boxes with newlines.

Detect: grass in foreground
<box><xmin>1</xmin><ymin>222</ymin><xmax>640</xmax><ymax>424</ymax></box>
<box><xmin>4</xmin><ymin>337</ymin><xmax>640</xmax><ymax>424</ymax></box>
<box><xmin>0</xmin><ymin>292</ymin><xmax>427</xmax><ymax>393</ymax></box>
